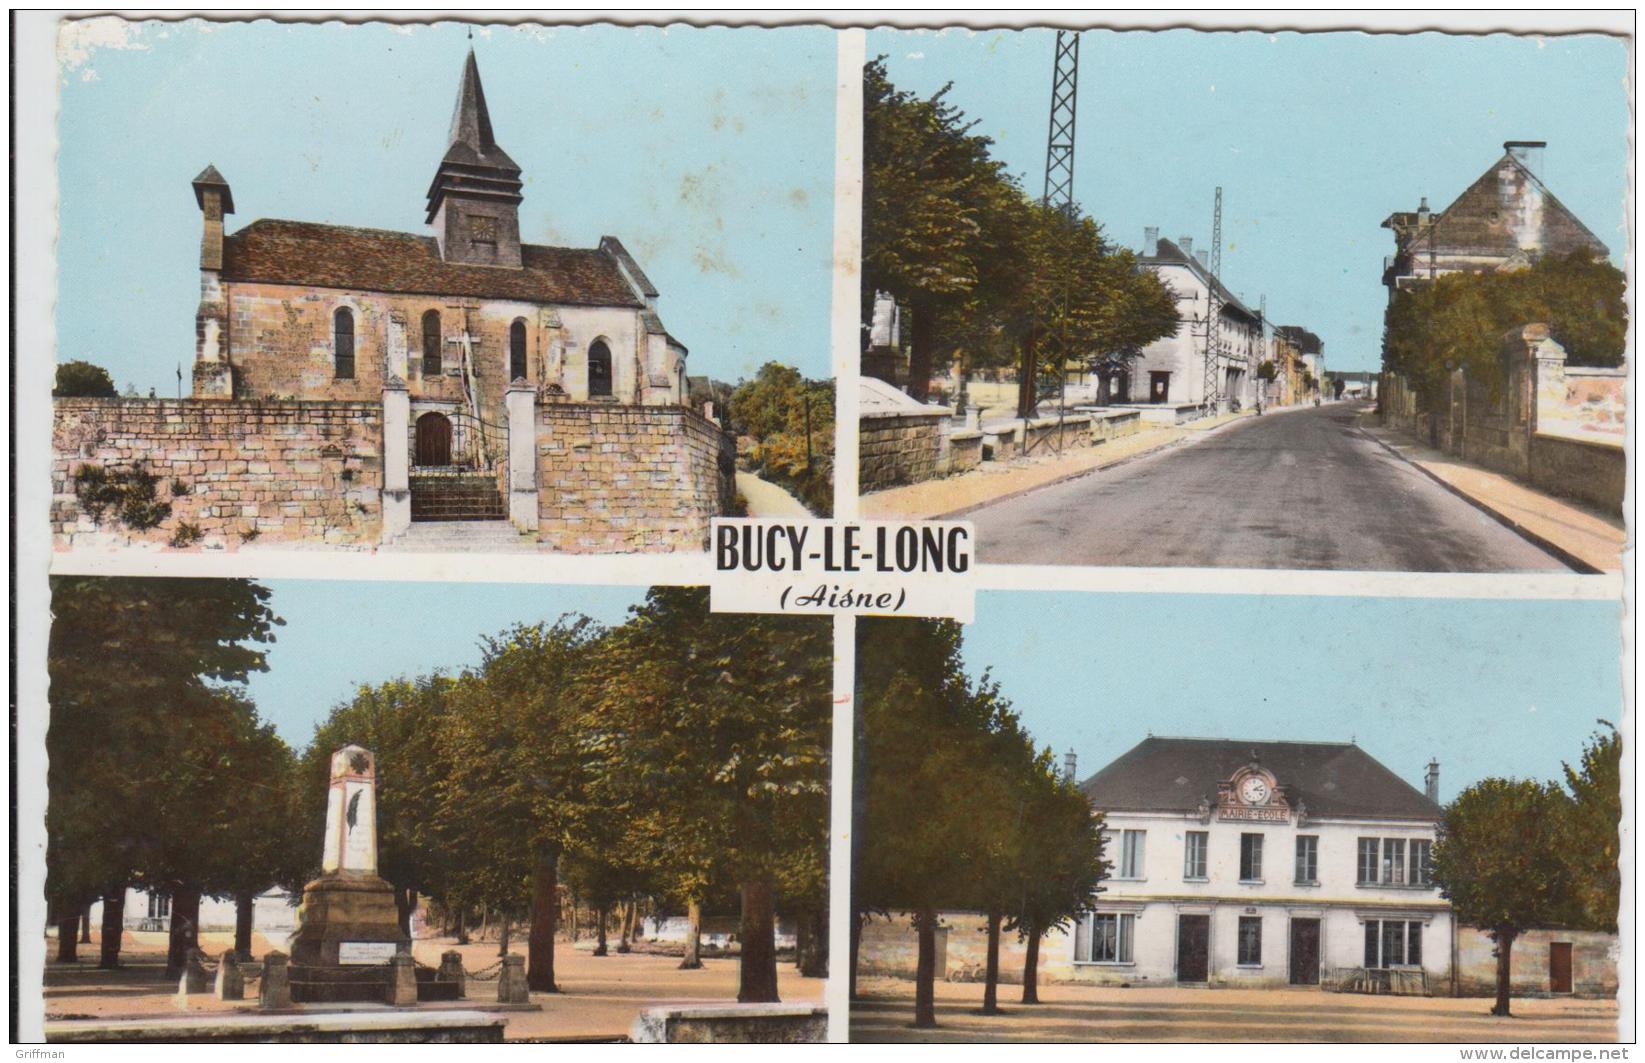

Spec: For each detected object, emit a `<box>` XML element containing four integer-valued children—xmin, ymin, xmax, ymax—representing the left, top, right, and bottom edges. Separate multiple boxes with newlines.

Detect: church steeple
<box><xmin>425</xmin><ymin>48</ymin><xmax>524</xmax><ymax>267</ymax></box>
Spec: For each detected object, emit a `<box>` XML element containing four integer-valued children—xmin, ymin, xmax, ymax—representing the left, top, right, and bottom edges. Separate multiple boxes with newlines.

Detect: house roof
<box><xmin>1139</xmin><ymin>239</ymin><xmax>1261</xmax><ymax>324</ymax></box>
<box><xmin>220</xmin><ymin>218</ymin><xmax>646</xmax><ymax>308</ymax></box>
<box><xmin>1393</xmin><ymin>151</ymin><xmax>1608</xmax><ymax>260</ymax></box>
<box><xmin>1080</xmin><ymin>736</ymin><xmax>1441</xmax><ymax>821</ymax></box>
<box><xmin>1274</xmin><ymin>325</ymin><xmax>1323</xmax><ymax>354</ymax></box>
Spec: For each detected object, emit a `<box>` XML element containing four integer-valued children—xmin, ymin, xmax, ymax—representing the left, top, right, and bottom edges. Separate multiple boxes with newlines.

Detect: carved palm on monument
<box><xmin>288</xmin><ymin>744</ymin><xmax>411</xmax><ymax>967</ymax></box>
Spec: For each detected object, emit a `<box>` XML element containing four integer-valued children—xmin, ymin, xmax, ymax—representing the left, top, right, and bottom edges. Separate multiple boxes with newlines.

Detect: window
<box><xmin>1409</xmin><ymin>840</ymin><xmax>1433</xmax><ymax>886</ymax></box>
<box><xmin>1118</xmin><ymin>830</ymin><xmax>1146</xmax><ymax>879</ymax></box>
<box><xmin>1363</xmin><ymin>920</ymin><xmax>1424</xmax><ymax>968</ymax></box>
<box><xmin>1074</xmin><ymin>912</ymin><xmax>1134</xmax><ymax>964</ymax></box>
<box><xmin>422</xmin><ymin>310</ymin><xmax>442</xmax><ymax>377</ymax></box>
<box><xmin>1382</xmin><ymin>838</ymin><xmax>1406</xmax><ymax>884</ymax></box>
<box><xmin>1239</xmin><ymin>833</ymin><xmax>1263</xmax><ymax>882</ymax></box>
<box><xmin>1184</xmin><ymin>831</ymin><xmax>1208</xmax><ymax>880</ymax></box>
<box><xmin>1295</xmin><ymin>835</ymin><xmax>1319</xmax><ymax>884</ymax></box>
<box><xmin>147</xmin><ymin>893</ymin><xmax>170</xmax><ymax>920</ymax></box>
<box><xmin>333</xmin><ymin>307</ymin><xmax>355</xmax><ymax>379</ymax></box>
<box><xmin>509</xmin><ymin>319</ymin><xmax>528</xmax><ymax>382</ymax></box>
<box><xmin>587</xmin><ymin>339</ymin><xmax>614</xmax><ymax>398</ymax></box>
<box><xmin>1357</xmin><ymin>838</ymin><xmax>1379</xmax><ymax>884</ymax></box>
<box><xmin>1237</xmin><ymin>916</ymin><xmax>1262</xmax><ymax>966</ymax></box>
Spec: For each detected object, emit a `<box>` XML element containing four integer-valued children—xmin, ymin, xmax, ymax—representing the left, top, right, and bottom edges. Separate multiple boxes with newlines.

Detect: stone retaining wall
<box><xmin>1530</xmin><ymin>433</ymin><xmax>1626</xmax><ymax>515</ymax></box>
<box><xmin>536</xmin><ymin>402</ymin><xmax>734</xmax><ymax>553</ymax></box>
<box><xmin>860</xmin><ymin>411</ymin><xmax>950</xmax><ymax>492</ymax></box>
<box><xmin>51</xmin><ymin>398</ymin><xmax>383</xmax><ymax>549</ymax></box>
<box><xmin>1455</xmin><ymin>928</ymin><xmax>1617</xmax><ymax>998</ymax></box>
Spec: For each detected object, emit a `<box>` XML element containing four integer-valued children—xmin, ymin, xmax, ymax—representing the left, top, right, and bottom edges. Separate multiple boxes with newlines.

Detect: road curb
<box><xmin>1353</xmin><ymin>425</ymin><xmax>1601</xmax><ymax>575</ymax></box>
<box><xmin>931</xmin><ymin>411</ymin><xmax>1258</xmax><ymax>521</ymax></box>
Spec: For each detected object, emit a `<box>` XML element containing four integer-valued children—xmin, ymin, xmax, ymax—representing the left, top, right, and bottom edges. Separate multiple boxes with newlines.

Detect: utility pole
<box><xmin>1200</xmin><ymin>186</ymin><xmax>1223</xmax><ymax>419</ymax></box>
<box><xmin>1022</xmin><ymin>29</ymin><xmax>1080</xmax><ymax>449</ymax></box>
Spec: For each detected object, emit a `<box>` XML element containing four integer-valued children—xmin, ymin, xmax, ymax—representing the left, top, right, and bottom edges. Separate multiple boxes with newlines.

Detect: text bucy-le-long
<box><xmin>713</xmin><ymin>521</ymin><xmax>972</xmax><ymax>575</ymax></box>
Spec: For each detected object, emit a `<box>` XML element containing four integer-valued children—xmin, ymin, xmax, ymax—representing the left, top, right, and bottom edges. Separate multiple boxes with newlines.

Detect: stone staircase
<box><xmin>410</xmin><ymin>473</ymin><xmax>506</xmax><ymax>522</ymax></box>
<box><xmin>384</xmin><ymin>519</ymin><xmax>537</xmax><ymax>553</ymax></box>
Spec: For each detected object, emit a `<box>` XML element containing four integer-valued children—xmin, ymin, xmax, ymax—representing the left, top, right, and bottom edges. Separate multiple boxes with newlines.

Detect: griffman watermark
<box><xmin>16</xmin><ymin>1051</ymin><xmax>66</xmax><ymax>1059</ymax></box>
<box><xmin>709</xmin><ymin>519</ymin><xmax>976</xmax><ymax>620</ymax></box>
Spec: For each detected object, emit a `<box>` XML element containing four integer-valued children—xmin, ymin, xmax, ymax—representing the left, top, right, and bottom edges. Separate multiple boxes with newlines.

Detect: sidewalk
<box><xmin>735</xmin><ymin>470</ymin><xmax>813</xmax><ymax>518</ymax></box>
<box><xmin>1357</xmin><ymin>419</ymin><xmax>1626</xmax><ymax>574</ymax></box>
<box><xmin>861</xmin><ymin>410</ymin><xmax>1253</xmax><ymax>521</ymax></box>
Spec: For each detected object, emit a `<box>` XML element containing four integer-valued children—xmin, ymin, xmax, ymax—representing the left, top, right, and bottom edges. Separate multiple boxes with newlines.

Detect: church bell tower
<box><xmin>425</xmin><ymin>49</ymin><xmax>524</xmax><ymax>267</ymax></box>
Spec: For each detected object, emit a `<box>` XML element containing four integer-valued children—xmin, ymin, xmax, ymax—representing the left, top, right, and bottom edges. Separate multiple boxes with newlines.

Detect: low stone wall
<box><xmin>860</xmin><ymin>411</ymin><xmax>950</xmax><ymax>492</ymax></box>
<box><xmin>1077</xmin><ymin>408</ymin><xmax>1144</xmax><ymax>443</ymax></box>
<box><xmin>1022</xmin><ymin>414</ymin><xmax>1093</xmax><ymax>455</ymax></box>
<box><xmin>859</xmin><ymin>911</ymin><xmax>1064</xmax><ymax>985</ymax></box>
<box><xmin>947</xmin><ymin>430</ymin><xmax>984</xmax><ymax>474</ymax></box>
<box><xmin>1455</xmin><ymin>928</ymin><xmax>1618</xmax><ymax>999</ymax></box>
<box><xmin>51</xmin><ymin>398</ymin><xmax>383</xmax><ymax>549</ymax></box>
<box><xmin>630</xmin><ymin>1004</ymin><xmax>827</xmax><ymax>1044</ymax></box>
<box><xmin>535</xmin><ymin>402</ymin><xmax>733</xmax><ymax>553</ymax></box>
<box><xmin>1530</xmin><ymin>433</ymin><xmax>1626</xmax><ymax>515</ymax></box>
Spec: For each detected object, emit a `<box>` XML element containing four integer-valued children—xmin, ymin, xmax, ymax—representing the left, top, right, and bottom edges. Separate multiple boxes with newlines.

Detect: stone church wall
<box><xmin>52</xmin><ymin>398</ymin><xmax>383</xmax><ymax>549</ymax></box>
<box><xmin>535</xmin><ymin>402</ymin><xmax>734</xmax><ymax>553</ymax></box>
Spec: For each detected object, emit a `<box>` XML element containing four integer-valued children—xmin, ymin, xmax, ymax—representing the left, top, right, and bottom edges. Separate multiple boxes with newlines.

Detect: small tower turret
<box><xmin>425</xmin><ymin>49</ymin><xmax>524</xmax><ymax>267</ymax></box>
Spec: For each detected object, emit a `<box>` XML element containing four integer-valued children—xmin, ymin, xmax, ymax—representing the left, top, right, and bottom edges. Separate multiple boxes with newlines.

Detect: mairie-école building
<box><xmin>51</xmin><ymin>49</ymin><xmax>733</xmax><ymax>553</ymax></box>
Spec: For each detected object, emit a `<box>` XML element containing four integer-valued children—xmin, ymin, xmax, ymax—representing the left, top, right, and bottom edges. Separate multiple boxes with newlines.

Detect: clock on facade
<box><xmin>1238</xmin><ymin>775</ymin><xmax>1271</xmax><ymax>805</ymax></box>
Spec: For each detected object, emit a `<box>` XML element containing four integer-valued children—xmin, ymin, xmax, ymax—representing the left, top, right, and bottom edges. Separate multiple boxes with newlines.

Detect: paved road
<box><xmin>969</xmin><ymin>402</ymin><xmax>1569</xmax><ymax>572</ymax></box>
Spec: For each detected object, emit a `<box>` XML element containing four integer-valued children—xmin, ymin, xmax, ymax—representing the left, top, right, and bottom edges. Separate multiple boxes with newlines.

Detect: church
<box><xmin>53</xmin><ymin>47</ymin><xmax>732</xmax><ymax>553</ymax></box>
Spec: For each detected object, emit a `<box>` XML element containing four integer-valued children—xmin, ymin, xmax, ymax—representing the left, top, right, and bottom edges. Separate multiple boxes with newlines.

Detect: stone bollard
<box><xmin>386</xmin><ymin>952</ymin><xmax>418</xmax><ymax>1006</ymax></box>
<box><xmin>214</xmin><ymin>950</ymin><xmax>245</xmax><ymax>1001</ymax></box>
<box><xmin>177</xmin><ymin>948</ymin><xmax>212</xmax><ymax>998</ymax></box>
<box><xmin>965</xmin><ymin>405</ymin><xmax>981</xmax><ymax>432</ymax></box>
<box><xmin>259</xmin><ymin>950</ymin><xmax>292</xmax><ymax>1009</ymax></box>
<box><xmin>495</xmin><ymin>954</ymin><xmax>529</xmax><ymax>1004</ymax></box>
<box><xmin>438</xmin><ymin>950</ymin><xmax>466</xmax><ymax>999</ymax></box>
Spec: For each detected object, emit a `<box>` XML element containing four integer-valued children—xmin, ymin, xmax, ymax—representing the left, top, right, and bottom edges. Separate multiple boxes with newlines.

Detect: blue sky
<box><xmin>869</xmin><ymin>27</ymin><xmax>1630</xmax><ymax>372</ymax></box>
<box><xmin>964</xmin><ymin>590</ymin><xmax>1622</xmax><ymax>799</ymax></box>
<box><xmin>242</xmin><ymin>580</ymin><xmax>649</xmax><ymax>745</ymax></box>
<box><xmin>55</xmin><ymin>18</ymin><xmax>837</xmax><ymax>392</ymax></box>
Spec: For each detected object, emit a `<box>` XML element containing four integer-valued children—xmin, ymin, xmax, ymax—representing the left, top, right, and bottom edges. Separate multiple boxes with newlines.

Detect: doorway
<box><xmin>1550</xmin><ymin>942</ymin><xmax>1573</xmax><ymax>993</ymax></box>
<box><xmin>1177</xmin><ymin>914</ymin><xmax>1210</xmax><ymax>984</ymax></box>
<box><xmin>415</xmin><ymin>411</ymin><xmax>453</xmax><ymax>467</ymax></box>
<box><xmin>1289</xmin><ymin>919</ymin><xmax>1321</xmax><ymax>985</ymax></box>
<box><xmin>1150</xmin><ymin>372</ymin><xmax>1171</xmax><ymax>404</ymax></box>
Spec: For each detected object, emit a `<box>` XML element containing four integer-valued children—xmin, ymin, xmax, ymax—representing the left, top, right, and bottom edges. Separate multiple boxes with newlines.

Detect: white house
<box><xmin>1071</xmin><ymin>737</ymin><xmax>1451</xmax><ymax>990</ymax></box>
<box><xmin>1123</xmin><ymin>230</ymin><xmax>1265</xmax><ymax>419</ymax></box>
<box><xmin>89</xmin><ymin>887</ymin><xmax>298</xmax><ymax>942</ymax></box>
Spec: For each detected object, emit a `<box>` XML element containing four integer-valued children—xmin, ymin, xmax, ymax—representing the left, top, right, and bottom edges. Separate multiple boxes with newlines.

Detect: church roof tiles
<box><xmin>220</xmin><ymin>218</ymin><xmax>645</xmax><ymax>308</ymax></box>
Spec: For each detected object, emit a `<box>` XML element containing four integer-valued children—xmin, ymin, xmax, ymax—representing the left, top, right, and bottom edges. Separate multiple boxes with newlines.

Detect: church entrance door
<box><xmin>415</xmin><ymin>412</ymin><xmax>453</xmax><ymax>467</ymax></box>
<box><xmin>1176</xmin><ymin>914</ymin><xmax>1210</xmax><ymax>983</ymax></box>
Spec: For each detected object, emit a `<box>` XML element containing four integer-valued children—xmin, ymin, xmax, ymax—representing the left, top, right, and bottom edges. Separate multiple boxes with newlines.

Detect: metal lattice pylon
<box><xmin>1200</xmin><ymin>186</ymin><xmax>1224</xmax><ymax>417</ymax></box>
<box><xmin>1026</xmin><ymin>30</ymin><xmax>1080</xmax><ymax>434</ymax></box>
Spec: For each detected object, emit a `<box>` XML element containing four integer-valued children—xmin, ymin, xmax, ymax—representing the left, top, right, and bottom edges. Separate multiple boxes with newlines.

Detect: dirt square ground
<box><xmin>849</xmin><ymin>976</ymin><xmax>1620</xmax><ymax>1043</ymax></box>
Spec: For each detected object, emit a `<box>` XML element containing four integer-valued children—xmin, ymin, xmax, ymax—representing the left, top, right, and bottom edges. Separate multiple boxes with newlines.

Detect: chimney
<box><xmin>1179</xmin><ymin>235</ymin><xmax>1194</xmax><ymax>256</ymax></box>
<box><xmin>1504</xmin><ymin>140</ymin><xmax>1546</xmax><ymax>179</ymax></box>
<box><xmin>1424</xmin><ymin>759</ymin><xmax>1440</xmax><ymax>803</ymax></box>
<box><xmin>1063</xmin><ymin>749</ymin><xmax>1078</xmax><ymax>782</ymax></box>
<box><xmin>1195</xmin><ymin>249</ymin><xmax>1209</xmax><ymax>270</ymax></box>
<box><xmin>1143</xmin><ymin>226</ymin><xmax>1159</xmax><ymax>256</ymax></box>
<box><xmin>191</xmin><ymin>165</ymin><xmax>234</xmax><ymax>271</ymax></box>
<box><xmin>1416</xmin><ymin>196</ymin><xmax>1430</xmax><ymax>225</ymax></box>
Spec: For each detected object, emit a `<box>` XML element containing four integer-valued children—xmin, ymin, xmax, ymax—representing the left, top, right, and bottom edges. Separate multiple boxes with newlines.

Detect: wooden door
<box><xmin>1550</xmin><ymin>942</ymin><xmax>1573</xmax><ymax>993</ymax></box>
<box><xmin>415</xmin><ymin>412</ymin><xmax>452</xmax><ymax>467</ymax></box>
<box><xmin>1289</xmin><ymin>919</ymin><xmax>1321</xmax><ymax>985</ymax></box>
<box><xmin>1177</xmin><ymin>914</ymin><xmax>1210</xmax><ymax>983</ymax></box>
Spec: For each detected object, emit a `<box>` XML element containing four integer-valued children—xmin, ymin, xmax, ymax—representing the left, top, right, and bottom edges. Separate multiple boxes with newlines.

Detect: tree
<box><xmin>1431</xmin><ymin>778</ymin><xmax>1577</xmax><ymax>1016</ymax></box>
<box><xmin>1383</xmin><ymin>250</ymin><xmax>1627</xmax><ymax>412</ymax></box>
<box><xmin>1562</xmin><ymin>724</ymin><xmax>1621</xmax><ymax>932</ymax></box>
<box><xmin>1008</xmin><ymin>762</ymin><xmax>1106</xmax><ymax>1005</ymax></box>
<box><xmin>53</xmin><ymin>360</ymin><xmax>118</xmax><ymax>398</ymax></box>
<box><xmin>729</xmin><ymin>363</ymin><xmax>836</xmax><ymax>516</ymax></box>
<box><xmin>577</xmin><ymin>588</ymin><xmax>830</xmax><ymax>1004</ymax></box>
<box><xmin>435</xmin><ymin>618</ymin><xmax>604</xmax><ymax>993</ymax></box>
<box><xmin>47</xmin><ymin>577</ymin><xmax>282</xmax><ymax>973</ymax></box>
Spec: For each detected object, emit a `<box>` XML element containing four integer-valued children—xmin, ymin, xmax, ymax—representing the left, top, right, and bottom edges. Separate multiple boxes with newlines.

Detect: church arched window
<box><xmin>333</xmin><ymin>307</ymin><xmax>355</xmax><ymax>380</ymax></box>
<box><xmin>422</xmin><ymin>310</ymin><xmax>442</xmax><ymax>377</ymax></box>
<box><xmin>510</xmin><ymin>319</ymin><xmax>528</xmax><ymax>382</ymax></box>
<box><xmin>588</xmin><ymin>339</ymin><xmax>613</xmax><ymax>398</ymax></box>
